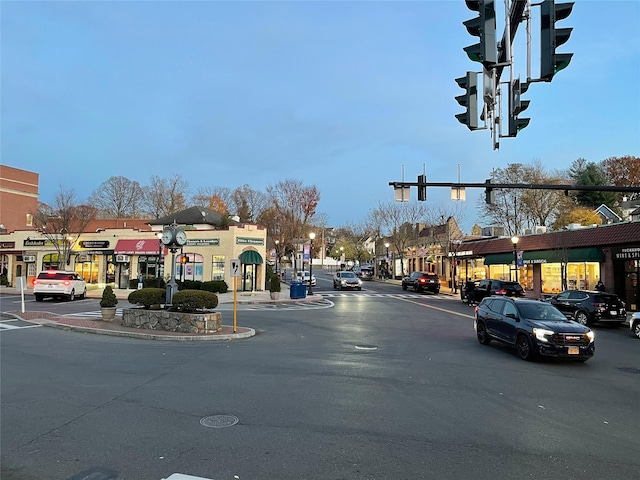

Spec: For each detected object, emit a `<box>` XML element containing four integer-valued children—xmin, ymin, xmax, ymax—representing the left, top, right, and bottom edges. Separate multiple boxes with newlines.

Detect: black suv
<box><xmin>475</xmin><ymin>297</ymin><xmax>595</xmax><ymax>362</ymax></box>
<box><xmin>401</xmin><ymin>272</ymin><xmax>440</xmax><ymax>293</ymax></box>
<box><xmin>464</xmin><ymin>279</ymin><xmax>525</xmax><ymax>304</ymax></box>
<box><xmin>546</xmin><ymin>290</ymin><xmax>627</xmax><ymax>326</ymax></box>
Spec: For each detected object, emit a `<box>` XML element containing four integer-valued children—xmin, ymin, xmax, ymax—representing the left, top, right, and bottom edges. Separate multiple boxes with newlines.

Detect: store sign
<box><xmin>236</xmin><ymin>237</ymin><xmax>264</xmax><ymax>246</ymax></box>
<box><xmin>0</xmin><ymin>242</ymin><xmax>15</xmax><ymax>249</ymax></box>
<box><xmin>613</xmin><ymin>246</ymin><xmax>640</xmax><ymax>260</ymax></box>
<box><xmin>79</xmin><ymin>240</ymin><xmax>110</xmax><ymax>249</ymax></box>
<box><xmin>185</xmin><ymin>239</ymin><xmax>220</xmax><ymax>247</ymax></box>
<box><xmin>24</xmin><ymin>239</ymin><xmax>52</xmax><ymax>246</ymax></box>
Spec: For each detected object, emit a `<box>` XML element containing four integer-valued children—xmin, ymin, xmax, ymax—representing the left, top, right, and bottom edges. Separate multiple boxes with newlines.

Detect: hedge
<box><xmin>127</xmin><ymin>288</ymin><xmax>166</xmax><ymax>309</ymax></box>
<box><xmin>170</xmin><ymin>289</ymin><xmax>218</xmax><ymax>312</ymax></box>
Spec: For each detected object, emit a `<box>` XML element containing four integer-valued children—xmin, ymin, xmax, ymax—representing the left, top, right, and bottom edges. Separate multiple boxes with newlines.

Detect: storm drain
<box><xmin>200</xmin><ymin>415</ymin><xmax>239</xmax><ymax>428</ymax></box>
<box><xmin>354</xmin><ymin>345</ymin><xmax>378</xmax><ymax>351</ymax></box>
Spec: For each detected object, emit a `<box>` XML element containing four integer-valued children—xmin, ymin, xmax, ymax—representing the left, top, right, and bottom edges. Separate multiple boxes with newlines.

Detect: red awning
<box><xmin>114</xmin><ymin>239</ymin><xmax>162</xmax><ymax>255</ymax></box>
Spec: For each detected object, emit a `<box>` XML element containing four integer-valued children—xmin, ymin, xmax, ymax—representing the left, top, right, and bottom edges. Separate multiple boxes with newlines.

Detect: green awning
<box><xmin>484</xmin><ymin>247</ymin><xmax>604</xmax><ymax>265</ymax></box>
<box><xmin>239</xmin><ymin>250</ymin><xmax>263</xmax><ymax>264</ymax></box>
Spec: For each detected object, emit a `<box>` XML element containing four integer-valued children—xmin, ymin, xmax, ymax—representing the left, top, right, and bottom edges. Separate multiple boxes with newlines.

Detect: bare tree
<box><xmin>191</xmin><ymin>186</ymin><xmax>234</xmax><ymax>214</ymax></box>
<box><xmin>232</xmin><ymin>184</ymin><xmax>268</xmax><ymax>223</ymax></box>
<box><xmin>31</xmin><ymin>188</ymin><xmax>96</xmax><ymax>267</ymax></box>
<box><xmin>88</xmin><ymin>176</ymin><xmax>144</xmax><ymax>218</ymax></box>
<box><xmin>143</xmin><ymin>174</ymin><xmax>188</xmax><ymax>219</ymax></box>
<box><xmin>369</xmin><ymin>201</ymin><xmax>429</xmax><ymax>277</ymax></box>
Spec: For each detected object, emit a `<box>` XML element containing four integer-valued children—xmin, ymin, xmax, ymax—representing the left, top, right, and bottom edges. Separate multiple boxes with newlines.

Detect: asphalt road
<box><xmin>2</xmin><ymin>274</ymin><xmax>639</xmax><ymax>480</ymax></box>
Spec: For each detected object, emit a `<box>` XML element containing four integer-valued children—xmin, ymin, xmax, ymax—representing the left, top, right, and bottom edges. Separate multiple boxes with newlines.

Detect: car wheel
<box><xmin>68</xmin><ymin>290</ymin><xmax>75</xmax><ymax>301</ymax></box>
<box><xmin>35</xmin><ymin>294</ymin><xmax>43</xmax><ymax>302</ymax></box>
<box><xmin>357</xmin><ymin>287</ymin><xmax>362</xmax><ymax>291</ymax></box>
<box><xmin>415</xmin><ymin>286</ymin><xmax>422</xmax><ymax>293</ymax></box>
<box><xmin>79</xmin><ymin>288</ymin><xmax>86</xmax><ymax>300</ymax></box>
<box><xmin>575</xmin><ymin>311</ymin><xmax>590</xmax><ymax>326</ymax></box>
<box><xmin>476</xmin><ymin>321</ymin><xmax>491</xmax><ymax>345</ymax></box>
<box><xmin>516</xmin><ymin>334</ymin><xmax>536</xmax><ymax>361</ymax></box>
<box><xmin>633</xmin><ymin>321</ymin><xmax>640</xmax><ymax>339</ymax></box>
<box><xmin>402</xmin><ymin>284</ymin><xmax>407</xmax><ymax>291</ymax></box>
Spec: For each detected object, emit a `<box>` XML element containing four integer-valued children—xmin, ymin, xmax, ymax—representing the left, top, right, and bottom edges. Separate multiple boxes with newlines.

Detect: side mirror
<box><xmin>506</xmin><ymin>313</ymin><xmax>519</xmax><ymax>321</ymax></box>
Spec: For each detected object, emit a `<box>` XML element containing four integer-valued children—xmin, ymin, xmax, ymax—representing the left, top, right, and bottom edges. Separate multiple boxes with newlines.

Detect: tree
<box><xmin>368</xmin><ymin>201</ymin><xmax>428</xmax><ymax>277</ymax></box>
<box><xmin>191</xmin><ymin>186</ymin><xmax>233</xmax><ymax>215</ymax></box>
<box><xmin>477</xmin><ymin>164</ymin><xmax>529</xmax><ymax>236</ymax></box>
<box><xmin>142</xmin><ymin>174</ymin><xmax>188</xmax><ymax>218</ymax></box>
<box><xmin>88</xmin><ymin>176</ymin><xmax>144</xmax><ymax>218</ymax></box>
<box><xmin>601</xmin><ymin>155</ymin><xmax>640</xmax><ymax>202</ymax></box>
<box><xmin>334</xmin><ymin>221</ymin><xmax>375</xmax><ymax>266</ymax></box>
<box><xmin>232</xmin><ymin>184</ymin><xmax>267</xmax><ymax>223</ymax></box>
<box><xmin>31</xmin><ymin>188</ymin><xmax>97</xmax><ymax>267</ymax></box>
<box><xmin>552</xmin><ymin>206</ymin><xmax>602</xmax><ymax>230</ymax></box>
<box><xmin>264</xmin><ymin>179</ymin><xmax>320</xmax><ymax>269</ymax></box>
<box><xmin>569</xmin><ymin>159</ymin><xmax>618</xmax><ymax>209</ymax></box>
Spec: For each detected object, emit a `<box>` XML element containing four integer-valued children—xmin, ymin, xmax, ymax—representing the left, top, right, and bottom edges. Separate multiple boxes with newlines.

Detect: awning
<box><xmin>114</xmin><ymin>239</ymin><xmax>161</xmax><ymax>255</ymax></box>
<box><xmin>484</xmin><ymin>247</ymin><xmax>604</xmax><ymax>265</ymax></box>
<box><xmin>239</xmin><ymin>249</ymin><xmax>263</xmax><ymax>264</ymax></box>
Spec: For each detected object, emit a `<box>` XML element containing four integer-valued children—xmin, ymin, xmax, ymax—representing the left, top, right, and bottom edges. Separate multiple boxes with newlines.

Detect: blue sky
<box><xmin>2</xmin><ymin>0</ymin><xmax>639</xmax><ymax>232</ymax></box>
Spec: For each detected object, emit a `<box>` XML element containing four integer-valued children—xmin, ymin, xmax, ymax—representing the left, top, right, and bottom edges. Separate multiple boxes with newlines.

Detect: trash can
<box><xmin>289</xmin><ymin>281</ymin><xmax>307</xmax><ymax>299</ymax></box>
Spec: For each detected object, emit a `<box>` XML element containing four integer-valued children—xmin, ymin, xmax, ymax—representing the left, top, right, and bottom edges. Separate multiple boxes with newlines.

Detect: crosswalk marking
<box><xmin>0</xmin><ymin>319</ymin><xmax>42</xmax><ymax>331</ymax></box>
<box><xmin>320</xmin><ymin>292</ymin><xmax>449</xmax><ymax>299</ymax></box>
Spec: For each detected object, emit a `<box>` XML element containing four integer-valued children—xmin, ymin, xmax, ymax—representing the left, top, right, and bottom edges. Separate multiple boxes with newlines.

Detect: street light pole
<box><xmin>511</xmin><ymin>236</ymin><xmax>519</xmax><ymax>283</ymax></box>
<box><xmin>308</xmin><ymin>232</ymin><xmax>316</xmax><ymax>295</ymax></box>
<box><xmin>275</xmin><ymin>239</ymin><xmax>280</xmax><ymax>276</ymax></box>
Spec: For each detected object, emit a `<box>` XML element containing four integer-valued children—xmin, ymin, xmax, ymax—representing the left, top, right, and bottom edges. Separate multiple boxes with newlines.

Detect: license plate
<box><xmin>568</xmin><ymin>346</ymin><xmax>579</xmax><ymax>355</ymax></box>
<box><xmin>610</xmin><ymin>311</ymin><xmax>617</xmax><ymax>315</ymax></box>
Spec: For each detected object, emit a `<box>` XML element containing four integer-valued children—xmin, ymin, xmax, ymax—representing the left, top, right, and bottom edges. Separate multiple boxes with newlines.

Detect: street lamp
<box><xmin>511</xmin><ymin>236</ymin><xmax>520</xmax><ymax>282</ymax></box>
<box><xmin>274</xmin><ymin>239</ymin><xmax>280</xmax><ymax>277</ymax></box>
<box><xmin>384</xmin><ymin>242</ymin><xmax>390</xmax><ymax>280</ymax></box>
<box><xmin>156</xmin><ymin>232</ymin><xmax>163</xmax><ymax>282</ymax></box>
<box><xmin>308</xmin><ymin>232</ymin><xmax>316</xmax><ymax>294</ymax></box>
<box><xmin>340</xmin><ymin>246</ymin><xmax>344</xmax><ymax>270</ymax></box>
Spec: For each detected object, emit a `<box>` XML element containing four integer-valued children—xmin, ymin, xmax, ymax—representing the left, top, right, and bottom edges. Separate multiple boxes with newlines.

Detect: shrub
<box><xmin>171</xmin><ymin>289</ymin><xmax>218</xmax><ymax>312</ymax></box>
<box><xmin>202</xmin><ymin>280</ymin><xmax>229</xmax><ymax>293</ymax></box>
<box><xmin>0</xmin><ymin>274</ymin><xmax>8</xmax><ymax>286</ymax></box>
<box><xmin>128</xmin><ymin>288</ymin><xmax>165</xmax><ymax>309</ymax></box>
<box><xmin>181</xmin><ymin>280</ymin><xmax>203</xmax><ymax>291</ymax></box>
<box><xmin>100</xmin><ymin>285</ymin><xmax>118</xmax><ymax>308</ymax></box>
<box><xmin>269</xmin><ymin>274</ymin><xmax>281</xmax><ymax>293</ymax></box>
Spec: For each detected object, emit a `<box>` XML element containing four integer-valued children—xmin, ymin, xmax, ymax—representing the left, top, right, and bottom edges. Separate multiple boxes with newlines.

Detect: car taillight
<box><xmin>496</xmin><ymin>289</ymin><xmax>507</xmax><ymax>295</ymax></box>
<box><xmin>419</xmin><ymin>278</ymin><xmax>426</xmax><ymax>283</ymax></box>
<box><xmin>64</xmin><ymin>281</ymin><xmax>71</xmax><ymax>286</ymax></box>
<box><xmin>33</xmin><ymin>280</ymin><xmax>39</xmax><ymax>285</ymax></box>
<box><xmin>474</xmin><ymin>305</ymin><xmax>479</xmax><ymax>314</ymax></box>
<box><xmin>592</xmin><ymin>302</ymin><xmax>606</xmax><ymax>312</ymax></box>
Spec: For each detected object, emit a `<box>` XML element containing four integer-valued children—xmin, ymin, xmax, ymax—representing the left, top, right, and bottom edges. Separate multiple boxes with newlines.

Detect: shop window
<box><xmin>212</xmin><ymin>255</ymin><xmax>225</xmax><ymax>281</ymax></box>
<box><xmin>74</xmin><ymin>254</ymin><xmax>100</xmax><ymax>284</ymax></box>
<box><xmin>42</xmin><ymin>254</ymin><xmax>61</xmax><ymax>271</ymax></box>
<box><xmin>177</xmin><ymin>253</ymin><xmax>204</xmax><ymax>282</ymax></box>
<box><xmin>138</xmin><ymin>255</ymin><xmax>162</xmax><ymax>279</ymax></box>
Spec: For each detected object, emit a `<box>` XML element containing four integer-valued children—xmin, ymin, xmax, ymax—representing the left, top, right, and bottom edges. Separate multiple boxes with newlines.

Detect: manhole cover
<box><xmin>617</xmin><ymin>367</ymin><xmax>640</xmax><ymax>374</ymax></box>
<box><xmin>200</xmin><ymin>415</ymin><xmax>239</xmax><ymax>428</ymax></box>
<box><xmin>354</xmin><ymin>345</ymin><xmax>378</xmax><ymax>351</ymax></box>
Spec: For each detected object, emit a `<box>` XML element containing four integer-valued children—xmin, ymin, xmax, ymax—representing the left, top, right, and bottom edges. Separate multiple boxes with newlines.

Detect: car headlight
<box><xmin>533</xmin><ymin>328</ymin><xmax>554</xmax><ymax>342</ymax></box>
<box><xmin>586</xmin><ymin>331</ymin><xmax>595</xmax><ymax>343</ymax></box>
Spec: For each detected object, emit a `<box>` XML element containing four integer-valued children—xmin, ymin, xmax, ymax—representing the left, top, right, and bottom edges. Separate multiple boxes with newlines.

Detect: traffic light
<box><xmin>508</xmin><ymin>79</ymin><xmax>530</xmax><ymax>137</ymax></box>
<box><xmin>463</xmin><ymin>0</ymin><xmax>497</xmax><ymax>67</ymax></box>
<box><xmin>455</xmin><ymin>72</ymin><xmax>479</xmax><ymax>130</ymax></box>
<box><xmin>540</xmin><ymin>0</ymin><xmax>574</xmax><ymax>82</ymax></box>
<box><xmin>180</xmin><ymin>255</ymin><xmax>188</xmax><ymax>264</ymax></box>
<box><xmin>417</xmin><ymin>174</ymin><xmax>427</xmax><ymax>201</ymax></box>
<box><xmin>484</xmin><ymin>178</ymin><xmax>495</xmax><ymax>205</ymax></box>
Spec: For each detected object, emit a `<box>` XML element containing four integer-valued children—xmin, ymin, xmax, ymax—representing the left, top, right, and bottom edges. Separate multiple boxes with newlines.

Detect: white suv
<box><xmin>33</xmin><ymin>271</ymin><xmax>87</xmax><ymax>301</ymax></box>
<box><xmin>296</xmin><ymin>271</ymin><xmax>317</xmax><ymax>287</ymax></box>
<box><xmin>630</xmin><ymin>312</ymin><xmax>640</xmax><ymax>339</ymax></box>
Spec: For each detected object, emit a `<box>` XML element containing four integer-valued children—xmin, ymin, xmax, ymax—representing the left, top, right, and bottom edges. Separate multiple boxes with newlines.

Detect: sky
<box><xmin>2</xmin><ymin>0</ymin><xmax>639</xmax><ymax>233</ymax></box>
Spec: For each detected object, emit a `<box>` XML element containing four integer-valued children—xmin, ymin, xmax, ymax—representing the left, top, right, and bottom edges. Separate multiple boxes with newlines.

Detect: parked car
<box><xmin>471</xmin><ymin>279</ymin><xmax>525</xmax><ymax>303</ymax></box>
<box><xmin>401</xmin><ymin>272</ymin><xmax>440</xmax><ymax>293</ymax></box>
<box><xmin>356</xmin><ymin>266</ymin><xmax>374</xmax><ymax>281</ymax></box>
<box><xmin>333</xmin><ymin>271</ymin><xmax>362</xmax><ymax>290</ymax></box>
<box><xmin>33</xmin><ymin>270</ymin><xmax>87</xmax><ymax>301</ymax></box>
<box><xmin>630</xmin><ymin>312</ymin><xmax>640</xmax><ymax>339</ymax></box>
<box><xmin>474</xmin><ymin>296</ymin><xmax>595</xmax><ymax>362</ymax></box>
<box><xmin>296</xmin><ymin>271</ymin><xmax>316</xmax><ymax>287</ymax></box>
<box><xmin>545</xmin><ymin>289</ymin><xmax>627</xmax><ymax>326</ymax></box>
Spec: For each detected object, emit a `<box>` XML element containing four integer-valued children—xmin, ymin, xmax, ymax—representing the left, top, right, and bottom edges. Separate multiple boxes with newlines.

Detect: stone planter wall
<box><xmin>122</xmin><ymin>309</ymin><xmax>221</xmax><ymax>333</ymax></box>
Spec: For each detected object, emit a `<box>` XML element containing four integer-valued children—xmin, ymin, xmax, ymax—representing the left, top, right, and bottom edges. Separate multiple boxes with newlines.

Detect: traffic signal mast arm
<box><xmin>389</xmin><ymin>181</ymin><xmax>640</xmax><ymax>194</ymax></box>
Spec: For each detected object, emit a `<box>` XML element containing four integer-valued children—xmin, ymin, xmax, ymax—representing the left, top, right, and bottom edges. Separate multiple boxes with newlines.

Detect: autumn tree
<box><xmin>601</xmin><ymin>155</ymin><xmax>640</xmax><ymax>202</ymax></box>
<box><xmin>552</xmin><ymin>206</ymin><xmax>602</xmax><ymax>230</ymax></box>
<box><xmin>88</xmin><ymin>176</ymin><xmax>144</xmax><ymax>218</ymax></box>
<box><xmin>142</xmin><ymin>174</ymin><xmax>188</xmax><ymax>219</ymax></box>
<box><xmin>31</xmin><ymin>188</ymin><xmax>97</xmax><ymax>267</ymax></box>
<box><xmin>333</xmin><ymin>221</ymin><xmax>375</xmax><ymax>266</ymax></box>
<box><xmin>191</xmin><ymin>186</ymin><xmax>233</xmax><ymax>215</ymax></box>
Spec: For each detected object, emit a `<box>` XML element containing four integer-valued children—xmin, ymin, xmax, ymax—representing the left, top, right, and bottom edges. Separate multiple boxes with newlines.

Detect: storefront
<box><xmin>72</xmin><ymin>239</ymin><xmax>115</xmax><ymax>285</ymax></box>
<box><xmin>612</xmin><ymin>246</ymin><xmax>640</xmax><ymax>311</ymax></box>
<box><xmin>113</xmin><ymin>238</ymin><xmax>164</xmax><ymax>289</ymax></box>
